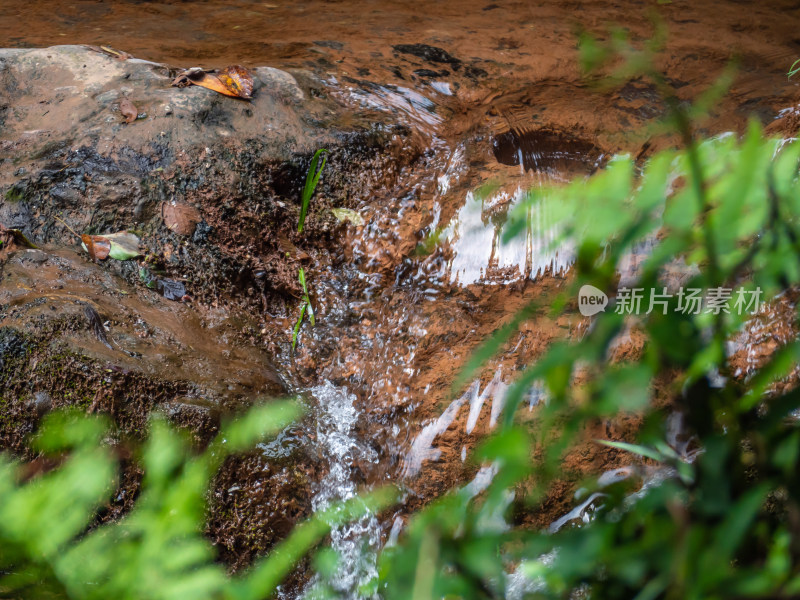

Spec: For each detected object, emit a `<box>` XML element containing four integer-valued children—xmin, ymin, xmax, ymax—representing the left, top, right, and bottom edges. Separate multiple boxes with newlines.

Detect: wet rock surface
<box><xmin>0</xmin><ymin>46</ymin><xmax>416</xmax><ymax>303</ymax></box>
<box><xmin>0</xmin><ymin>44</ymin><xmax>420</xmax><ymax>572</ymax></box>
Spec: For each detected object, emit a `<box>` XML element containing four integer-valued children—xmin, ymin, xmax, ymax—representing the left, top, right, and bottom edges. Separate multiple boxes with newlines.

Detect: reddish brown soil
<box><xmin>4</xmin><ymin>0</ymin><xmax>800</xmax><ymax>146</ymax></box>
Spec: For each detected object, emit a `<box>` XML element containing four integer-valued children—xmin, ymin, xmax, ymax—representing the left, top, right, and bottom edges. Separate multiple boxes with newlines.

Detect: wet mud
<box><xmin>2</xmin><ymin>0</ymin><xmax>800</xmax><ymax>594</ymax></box>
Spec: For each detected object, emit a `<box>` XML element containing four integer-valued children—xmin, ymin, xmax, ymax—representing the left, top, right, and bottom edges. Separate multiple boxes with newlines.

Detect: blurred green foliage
<box><xmin>0</xmin><ymin>402</ymin><xmax>394</xmax><ymax>599</ymax></box>
<box><xmin>378</xmin><ymin>32</ymin><xmax>800</xmax><ymax>600</ymax></box>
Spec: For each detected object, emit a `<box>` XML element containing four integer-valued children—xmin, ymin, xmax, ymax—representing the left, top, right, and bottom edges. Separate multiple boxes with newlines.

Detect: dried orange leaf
<box><xmin>171</xmin><ymin>67</ymin><xmax>207</xmax><ymax>88</ymax></box>
<box><xmin>218</xmin><ymin>65</ymin><xmax>254</xmax><ymax>99</ymax></box>
<box><xmin>81</xmin><ymin>234</ymin><xmax>111</xmax><ymax>261</ymax></box>
<box><xmin>194</xmin><ymin>72</ymin><xmax>240</xmax><ymax>97</ymax></box>
<box><xmin>172</xmin><ymin>66</ymin><xmax>254</xmax><ymax>99</ymax></box>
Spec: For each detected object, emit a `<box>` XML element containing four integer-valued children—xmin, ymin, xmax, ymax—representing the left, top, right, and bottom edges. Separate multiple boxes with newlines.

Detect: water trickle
<box><xmin>461</xmin><ymin>463</ymin><xmax>499</xmax><ymax>499</ymax></box>
<box><xmin>548</xmin><ymin>492</ymin><xmax>606</xmax><ymax>533</ymax></box>
<box><xmin>402</xmin><ymin>385</ymin><xmax>471</xmax><ymax>478</ymax></box>
<box><xmin>505</xmin><ymin>553</ymin><xmax>556</xmax><ymax>600</ymax></box>
<box><xmin>465</xmin><ymin>379</ymin><xmax>485</xmax><ymax>434</ymax></box>
<box><xmin>303</xmin><ymin>381</ymin><xmax>380</xmax><ymax>600</ymax></box>
<box><xmin>727</xmin><ymin>293</ymin><xmax>799</xmax><ymax>385</ymax></box>
<box><xmin>525</xmin><ymin>381</ymin><xmax>547</xmax><ymax>410</ymax></box>
<box><xmin>596</xmin><ymin>466</ymin><xmax>637</xmax><ymax>488</ymax></box>
<box><xmin>446</xmin><ymin>186</ymin><xmax>574</xmax><ymax>285</ymax></box>
<box><xmin>488</xmin><ymin>370</ymin><xmax>509</xmax><ymax>428</ymax></box>
<box><xmin>465</xmin><ymin>369</ymin><xmax>509</xmax><ymax>433</ymax></box>
<box><xmin>429</xmin><ymin>81</ymin><xmax>453</xmax><ymax>96</ymax></box>
<box><xmin>665</xmin><ymin>411</ymin><xmax>700</xmax><ymax>462</ymax></box>
<box><xmin>385</xmin><ymin>516</ymin><xmax>404</xmax><ymax>549</ymax></box>
<box><xmin>339</xmin><ymin>80</ymin><xmax>444</xmax><ymax>131</ymax></box>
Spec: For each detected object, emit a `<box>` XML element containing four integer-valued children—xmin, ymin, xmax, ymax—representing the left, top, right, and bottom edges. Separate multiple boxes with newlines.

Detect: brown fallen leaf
<box><xmin>171</xmin><ymin>67</ymin><xmax>207</xmax><ymax>88</ymax></box>
<box><xmin>0</xmin><ymin>224</ymin><xmax>37</xmax><ymax>253</ymax></box>
<box><xmin>119</xmin><ymin>98</ymin><xmax>138</xmax><ymax>123</ymax></box>
<box><xmin>171</xmin><ymin>66</ymin><xmax>254</xmax><ymax>99</ymax></box>
<box><xmin>81</xmin><ymin>234</ymin><xmax>111</xmax><ymax>262</ymax></box>
<box><xmin>218</xmin><ymin>65</ymin><xmax>255</xmax><ymax>99</ymax></box>
<box><xmin>161</xmin><ymin>201</ymin><xmax>201</xmax><ymax>236</ymax></box>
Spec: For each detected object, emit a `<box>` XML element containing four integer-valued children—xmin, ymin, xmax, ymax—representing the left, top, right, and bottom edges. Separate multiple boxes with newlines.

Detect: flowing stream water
<box><xmin>302</xmin><ymin>381</ymin><xmax>381</xmax><ymax>599</ymax></box>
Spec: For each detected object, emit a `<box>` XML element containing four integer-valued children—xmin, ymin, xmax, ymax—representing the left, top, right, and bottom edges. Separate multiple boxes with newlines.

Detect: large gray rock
<box><xmin>0</xmin><ymin>45</ymin><xmax>420</xmax><ymax>430</ymax></box>
<box><xmin>0</xmin><ymin>45</ymin><xmax>309</xmax><ymax>160</ymax></box>
<box><xmin>1</xmin><ymin>46</ymin><xmax>324</xmax><ymax>236</ymax></box>
<box><xmin>0</xmin><ymin>45</ymin><xmax>415</xmax><ymax>297</ymax></box>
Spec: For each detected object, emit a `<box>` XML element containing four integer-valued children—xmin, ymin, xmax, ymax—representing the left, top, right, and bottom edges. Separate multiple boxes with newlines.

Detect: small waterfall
<box><xmin>303</xmin><ymin>381</ymin><xmax>380</xmax><ymax>600</ymax></box>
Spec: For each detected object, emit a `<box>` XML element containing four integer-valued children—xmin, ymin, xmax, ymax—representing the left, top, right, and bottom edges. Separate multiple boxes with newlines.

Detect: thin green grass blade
<box><xmin>292</xmin><ymin>302</ymin><xmax>307</xmax><ymax>350</ymax></box>
<box><xmin>298</xmin><ymin>149</ymin><xmax>329</xmax><ymax>233</ymax></box>
<box><xmin>789</xmin><ymin>58</ymin><xmax>800</xmax><ymax>79</ymax></box>
<box><xmin>298</xmin><ymin>268</ymin><xmax>315</xmax><ymax>326</ymax></box>
<box><xmin>298</xmin><ymin>267</ymin><xmax>308</xmax><ymax>296</ymax></box>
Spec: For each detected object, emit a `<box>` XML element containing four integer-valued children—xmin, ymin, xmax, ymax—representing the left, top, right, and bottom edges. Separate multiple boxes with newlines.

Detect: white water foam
<box><xmin>447</xmin><ymin>187</ymin><xmax>574</xmax><ymax>285</ymax></box>
<box><xmin>303</xmin><ymin>381</ymin><xmax>380</xmax><ymax>600</ymax></box>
